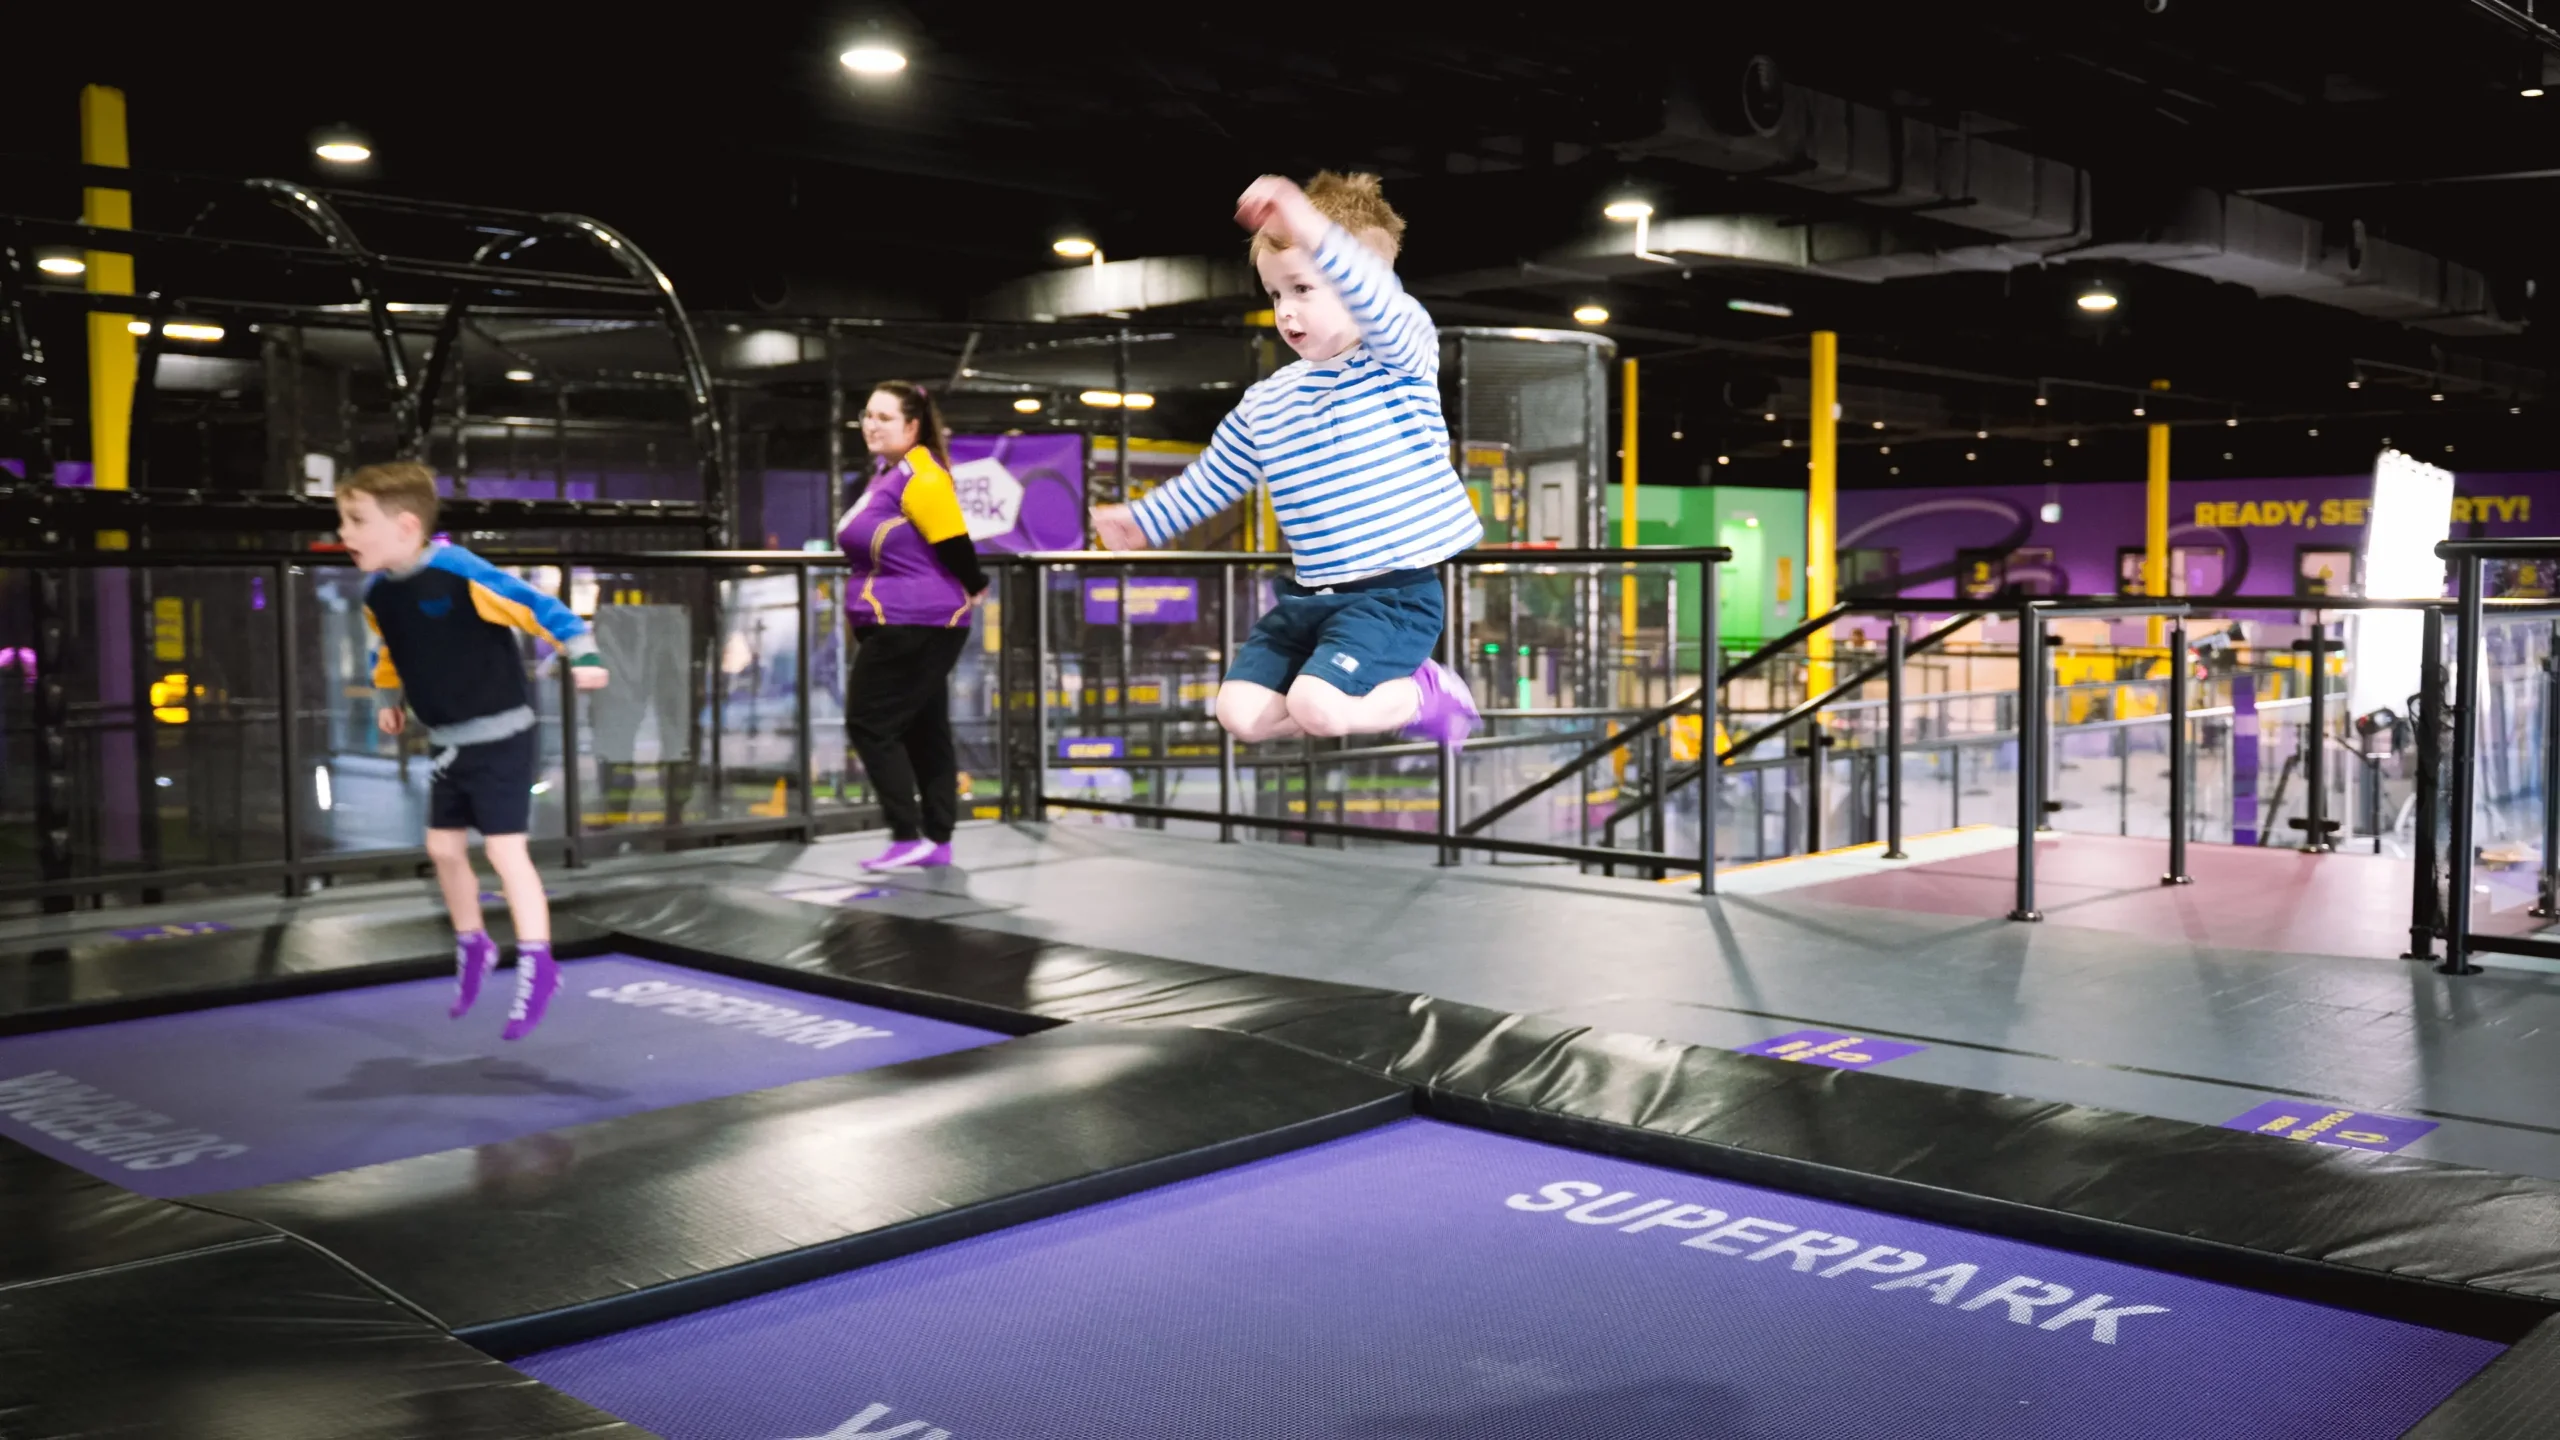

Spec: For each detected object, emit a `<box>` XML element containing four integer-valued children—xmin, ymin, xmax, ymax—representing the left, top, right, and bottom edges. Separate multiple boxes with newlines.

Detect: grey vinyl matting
<box><xmin>14</xmin><ymin>821</ymin><xmax>2560</xmax><ymax>1183</ymax></box>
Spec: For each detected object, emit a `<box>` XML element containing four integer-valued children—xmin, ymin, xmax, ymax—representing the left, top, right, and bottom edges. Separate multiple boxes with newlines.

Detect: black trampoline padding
<box><xmin>0</xmin><ymin>1236</ymin><xmax>646</xmax><ymax>1440</ymax></box>
<box><xmin>2403</xmin><ymin>1314</ymin><xmax>2560</xmax><ymax>1438</ymax></box>
<box><xmin>208</xmin><ymin>1022</ymin><xmax>1408</xmax><ymax>1350</ymax></box>
<box><xmin>0</xmin><ymin>1140</ymin><xmax>266</xmax><ymax>1289</ymax></box>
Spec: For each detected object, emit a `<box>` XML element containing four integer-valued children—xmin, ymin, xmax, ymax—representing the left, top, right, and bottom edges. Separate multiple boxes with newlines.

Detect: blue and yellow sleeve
<box><xmin>362</xmin><ymin>607</ymin><xmax>401</xmax><ymax>689</ymax></box>
<box><xmin>431</xmin><ymin>547</ymin><xmax>603</xmax><ymax>664</ymax></box>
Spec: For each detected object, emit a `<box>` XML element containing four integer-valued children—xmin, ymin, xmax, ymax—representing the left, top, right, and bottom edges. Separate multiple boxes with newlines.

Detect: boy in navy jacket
<box><xmin>337</xmin><ymin>462</ymin><xmax>608</xmax><ymax>1039</ymax></box>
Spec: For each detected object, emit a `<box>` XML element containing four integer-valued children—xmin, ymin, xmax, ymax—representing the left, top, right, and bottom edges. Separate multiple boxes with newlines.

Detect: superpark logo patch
<box><xmin>1507</xmin><ymin>1180</ymin><xmax>2169</xmax><ymax>1346</ymax></box>
<box><xmin>0</xmin><ymin>1069</ymin><xmax>247</xmax><ymax>1172</ymax></box>
<box><xmin>587</xmin><ymin>978</ymin><xmax>896</xmax><ymax>1050</ymax></box>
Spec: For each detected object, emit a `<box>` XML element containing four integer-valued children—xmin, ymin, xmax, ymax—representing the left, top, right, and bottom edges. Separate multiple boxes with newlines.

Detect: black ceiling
<box><xmin>7</xmin><ymin>0</ymin><xmax>2558</xmax><ymax>486</ymax></box>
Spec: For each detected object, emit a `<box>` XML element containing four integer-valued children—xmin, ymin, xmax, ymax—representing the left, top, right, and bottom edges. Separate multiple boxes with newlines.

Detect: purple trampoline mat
<box><xmin>0</xmin><ymin>955</ymin><xmax>1003</xmax><ymax>1197</ymax></box>
<box><xmin>522</xmin><ymin>1118</ymin><xmax>2501</xmax><ymax>1440</ymax></box>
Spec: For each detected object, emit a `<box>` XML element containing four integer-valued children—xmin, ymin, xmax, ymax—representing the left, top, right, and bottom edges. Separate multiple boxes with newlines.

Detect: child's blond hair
<box><xmin>1250</xmin><ymin>171</ymin><xmax>1406</xmax><ymax>264</ymax></box>
<box><xmin>339</xmin><ymin>460</ymin><xmax>441</xmax><ymax>531</ymax></box>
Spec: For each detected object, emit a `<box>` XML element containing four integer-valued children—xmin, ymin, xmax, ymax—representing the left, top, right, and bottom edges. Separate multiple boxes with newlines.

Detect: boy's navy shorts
<box><xmin>427</xmin><ymin>726</ymin><xmax>540</xmax><ymax>836</ymax></box>
<box><xmin>1228</xmin><ymin>567</ymin><xmax>1445</xmax><ymax>698</ymax></box>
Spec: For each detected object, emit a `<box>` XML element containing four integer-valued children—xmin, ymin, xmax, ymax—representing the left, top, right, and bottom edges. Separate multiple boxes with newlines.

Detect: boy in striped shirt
<box><xmin>1093</xmin><ymin>171</ymin><xmax>1482</xmax><ymax>748</ymax></box>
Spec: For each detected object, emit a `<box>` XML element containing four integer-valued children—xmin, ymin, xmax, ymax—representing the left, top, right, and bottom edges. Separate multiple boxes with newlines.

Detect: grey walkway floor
<box><xmin>12</xmin><ymin>820</ymin><xmax>2560</xmax><ymax>1184</ymax></box>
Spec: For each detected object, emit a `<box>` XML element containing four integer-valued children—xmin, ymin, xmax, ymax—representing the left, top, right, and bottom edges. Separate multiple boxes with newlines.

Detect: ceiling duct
<box><xmin>976</xmin><ymin>255</ymin><xmax>1257</xmax><ymax>322</ymax></box>
<box><xmin>1611</xmin><ymin>58</ymin><xmax>2519</xmax><ymax>334</ymax></box>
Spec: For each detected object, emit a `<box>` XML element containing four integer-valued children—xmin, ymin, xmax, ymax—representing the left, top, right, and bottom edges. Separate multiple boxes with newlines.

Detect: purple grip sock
<box><xmin>451</xmin><ymin>930</ymin><xmax>499</xmax><ymax>1020</ymax></box>
<box><xmin>501</xmin><ymin>940</ymin><xmax>561</xmax><ymax>1042</ymax></box>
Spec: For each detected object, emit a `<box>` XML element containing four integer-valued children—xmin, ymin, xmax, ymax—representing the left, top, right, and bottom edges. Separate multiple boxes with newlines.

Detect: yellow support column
<box><xmin>1807</xmin><ymin>331</ymin><xmax>1839</xmax><ymax>691</ymax></box>
<box><xmin>82</xmin><ymin>85</ymin><xmax>137</xmax><ymax>500</ymax></box>
<box><xmin>2145</xmin><ymin>378</ymin><xmax>2170</xmax><ymax>645</ymax></box>
<box><xmin>1620</xmin><ymin>360</ymin><xmax>1640</xmax><ymax>686</ymax></box>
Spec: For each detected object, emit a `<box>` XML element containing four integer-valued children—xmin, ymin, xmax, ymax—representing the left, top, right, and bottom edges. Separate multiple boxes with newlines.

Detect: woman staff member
<box><xmin>837</xmin><ymin>379</ymin><xmax>987</xmax><ymax>871</ymax></box>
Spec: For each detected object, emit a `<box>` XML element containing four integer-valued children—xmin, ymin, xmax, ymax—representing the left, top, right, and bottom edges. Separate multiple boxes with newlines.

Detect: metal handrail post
<box><xmin>1438</xmin><ymin>560</ymin><xmax>1460</xmax><ymax>867</ymax></box>
<box><xmin>2297</xmin><ymin>613</ymin><xmax>2336</xmax><ymax>853</ymax></box>
<box><xmin>2539</xmin><ymin>619</ymin><xmax>2560</xmax><ymax>917</ymax></box>
<box><xmin>274</xmin><ymin>562</ymin><xmax>304</xmax><ymax>895</ymax></box>
<box><xmin>2406</xmin><ymin>606</ymin><xmax>2444</xmax><ymax>962</ymax></box>
<box><xmin>2010</xmin><ymin>604</ymin><xmax>2044</xmax><ymax>921</ymax></box>
<box><xmin>1884</xmin><ymin>616</ymin><xmax>1907</xmax><ymax>860</ymax></box>
<box><xmin>1219</xmin><ymin>565</ymin><xmax>1238</xmax><ymax>843</ymax></box>
<box><xmin>1698</xmin><ymin>553</ymin><xmax>1718</xmax><ymax>895</ymax></box>
<box><xmin>557</xmin><ymin>623</ymin><xmax>584</xmax><ymax>869</ymax></box>
<box><xmin>794</xmin><ymin>565</ymin><xmax>814</xmax><ymax>841</ymax></box>
<box><xmin>994</xmin><ymin>566</ymin><xmax>1014</xmax><ymax>821</ymax></box>
<box><xmin>1032</xmin><ymin>560</ymin><xmax>1050</xmax><ymax>820</ymax></box>
<box><xmin>2442</xmin><ymin>556</ymin><xmax>2484</xmax><ymax>975</ymax></box>
<box><xmin>2164</xmin><ymin>620</ymin><xmax>2191</xmax><ymax>885</ymax></box>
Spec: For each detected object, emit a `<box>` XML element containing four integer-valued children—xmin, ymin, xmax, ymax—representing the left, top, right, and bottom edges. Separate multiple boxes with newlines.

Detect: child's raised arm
<box><xmin>1236</xmin><ymin>176</ymin><xmax>1437</xmax><ymax>381</ymax></box>
<box><xmin>1114</xmin><ymin>407</ymin><xmax>1264</xmax><ymax>550</ymax></box>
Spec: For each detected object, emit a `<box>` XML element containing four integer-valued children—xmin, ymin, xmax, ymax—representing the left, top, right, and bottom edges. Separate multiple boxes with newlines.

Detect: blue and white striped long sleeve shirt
<box><xmin>1128</xmin><ymin>224</ymin><xmax>1484</xmax><ymax>586</ymax></box>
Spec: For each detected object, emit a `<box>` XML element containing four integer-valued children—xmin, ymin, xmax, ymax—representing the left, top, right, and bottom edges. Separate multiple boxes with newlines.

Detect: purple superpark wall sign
<box><xmin>1838</xmin><ymin>472</ymin><xmax>2560</xmax><ymax>600</ymax></box>
<box><xmin>759</xmin><ymin>433</ymin><xmax>1090</xmax><ymax>553</ymax></box>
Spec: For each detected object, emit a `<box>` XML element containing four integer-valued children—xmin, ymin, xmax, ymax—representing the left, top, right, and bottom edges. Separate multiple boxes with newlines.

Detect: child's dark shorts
<box><xmin>1227</xmin><ymin>566</ymin><xmax>1445</xmax><ymax>699</ymax></box>
<box><xmin>428</xmin><ymin>725</ymin><xmax>540</xmax><ymax>836</ymax></box>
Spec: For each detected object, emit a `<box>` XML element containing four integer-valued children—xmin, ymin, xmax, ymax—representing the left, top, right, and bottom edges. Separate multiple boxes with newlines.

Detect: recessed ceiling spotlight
<box><xmin>1889</xmin><ymin>466</ymin><xmax>1900</xmax><ymax>475</ymax></box>
<box><xmin>2068</xmin><ymin>437</ymin><xmax>2081</xmax><ymax>447</ymax></box>
<box><xmin>2223</xmin><ymin>451</ymin><xmax>2233</xmax><ymax>460</ymax></box>
<box><xmin>36</xmin><ymin>254</ymin><xmax>86</xmax><ymax>277</ymax></box>
<box><xmin>840</xmin><ymin>44</ymin><xmax>908</xmax><ymax>75</ymax></box>
<box><xmin>1052</xmin><ymin>237</ymin><xmax>1098</xmax><ymax>260</ymax></box>
<box><xmin>1013</xmin><ymin>397</ymin><xmax>1042</xmax><ymax>414</ymax></box>
<box><xmin>2347</xmin><ymin>379</ymin><xmax>2362</xmax><ymax>389</ymax></box>
<box><xmin>1573</xmin><ymin>305</ymin><xmax>1610</xmax><ymax>325</ymax></box>
<box><xmin>310</xmin><ymin>124</ymin><xmax>373</xmax><ymax>165</ymax></box>
<box><xmin>2132</xmin><ymin>406</ymin><xmax>2146</xmax><ymax>417</ymax></box>
<box><xmin>1871</xmin><ymin>421</ymin><xmax>1884</xmax><ymax>430</ymax></box>
<box><xmin>1975</xmin><ymin>430</ymin><xmax>1987</xmax><ymax>439</ymax></box>
<box><xmin>2431</xmin><ymin>393</ymin><xmax>2445</xmax><ymax>402</ymax></box>
<box><xmin>1965</xmin><ymin>451</ymin><xmax>1977</xmax><ymax>461</ymax></box>
<box><xmin>2308</xmin><ymin>428</ymin><xmax>2319</xmax><ymax>437</ymax></box>
<box><xmin>1081</xmin><ymin>390</ymin><xmax>1124</xmax><ymax>408</ymax></box>
<box><xmin>505</xmin><ymin>369</ymin><xmax>535</xmax><ymax>382</ymax></box>
<box><xmin>2225</xmin><ymin>417</ymin><xmax>2238</xmax><ymax>427</ymax></box>
<box><xmin>1602</xmin><ymin>199</ymin><xmax>1654</xmax><ymax>221</ymax></box>
<box><xmin>1762</xmin><ymin>412</ymin><xmax>1777</xmax><ymax>422</ymax></box>
<box><xmin>1879</xmin><ymin>446</ymin><xmax>1891</xmax><ymax>455</ymax></box>
<box><xmin>1122</xmin><ymin>393</ymin><xmax>1156</xmax><ymax>410</ymax></box>
<box><xmin>1726</xmin><ymin>298</ymin><xmax>1792</xmax><ymax>317</ymax></box>
<box><xmin>1716</xmin><ymin>455</ymin><xmax>1731</xmax><ymax>466</ymax></box>
<box><xmin>2525</xmin><ymin>87</ymin><xmax>2548</xmax><ymax>98</ymax></box>
<box><xmin>2076</xmin><ymin>288</ymin><xmax>2118</xmax><ymax>312</ymax></box>
<box><xmin>2034</xmin><ymin>395</ymin><xmax>2049</xmax><ymax>407</ymax></box>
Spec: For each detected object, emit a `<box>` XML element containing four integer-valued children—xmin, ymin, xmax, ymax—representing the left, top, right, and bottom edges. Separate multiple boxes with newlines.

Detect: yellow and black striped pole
<box><xmin>81</xmin><ymin>85</ymin><xmax>136</xmax><ymax>509</ymax></box>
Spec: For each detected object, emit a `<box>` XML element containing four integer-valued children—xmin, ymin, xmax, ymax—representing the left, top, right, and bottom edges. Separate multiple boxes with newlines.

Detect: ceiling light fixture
<box><xmin>1763</xmin><ymin>412</ymin><xmax>1777</xmax><ymax>422</ymax></box>
<box><xmin>840</xmin><ymin>44</ymin><xmax>908</xmax><ymax>75</ymax></box>
<box><xmin>505</xmin><ymin>369</ymin><xmax>535</xmax><ymax>382</ymax></box>
<box><xmin>2525</xmin><ymin>87</ymin><xmax>2548</xmax><ymax>98</ymax></box>
<box><xmin>1879</xmin><ymin>446</ymin><xmax>1891</xmax><ymax>455</ymax></box>
<box><xmin>144</xmin><ymin>322</ymin><xmax>225</xmax><ymax>342</ymax></box>
<box><xmin>1604</xmin><ymin>200</ymin><xmax>1675</xmax><ymax>265</ymax></box>
<box><xmin>314</xmin><ymin>141</ymin><xmax>371</xmax><ymax>164</ymax></box>
<box><xmin>2226</xmin><ymin>417</ymin><xmax>2238</xmax><ymax>427</ymax></box>
<box><xmin>1871</xmin><ymin>421</ymin><xmax>1885</xmax><ymax>430</ymax></box>
<box><xmin>2132</xmin><ymin>406</ymin><xmax>2146</xmax><ymax>417</ymax></box>
<box><xmin>1716</xmin><ymin>455</ymin><xmax>1730</xmax><ymax>466</ymax></box>
<box><xmin>1122</xmin><ymin>392</ymin><xmax>1156</xmax><ymax>410</ymax></box>
<box><xmin>1965</xmin><ymin>451</ymin><xmax>1977</xmax><ymax>461</ymax></box>
<box><xmin>2034</xmin><ymin>394</ymin><xmax>2049</xmax><ymax>407</ymax></box>
<box><xmin>2431</xmin><ymin>392</ymin><xmax>2445</xmax><ymax>402</ymax></box>
<box><xmin>2347</xmin><ymin>379</ymin><xmax>2362</xmax><ymax>389</ymax></box>
<box><xmin>1053</xmin><ymin>237</ymin><xmax>1100</xmax><ymax>264</ymax></box>
<box><xmin>1975</xmin><ymin>430</ymin><xmax>1988</xmax><ymax>439</ymax></box>
<box><xmin>2076</xmin><ymin>288</ymin><xmax>2119</xmax><ymax>312</ymax></box>
<box><xmin>2068</xmin><ymin>437</ymin><xmax>2081</xmax><ymax>447</ymax></box>
<box><xmin>1013</xmin><ymin>397</ymin><xmax>1042</xmax><ymax>414</ymax></box>
<box><xmin>1726</xmin><ymin>298</ymin><xmax>1793</xmax><ymax>317</ymax></box>
<box><xmin>1080</xmin><ymin>390</ymin><xmax>1124</xmax><ymax>408</ymax></box>
<box><xmin>36</xmin><ymin>254</ymin><xmax>86</xmax><ymax>277</ymax></box>
<box><xmin>1573</xmin><ymin>304</ymin><xmax>1610</xmax><ymax>325</ymax></box>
